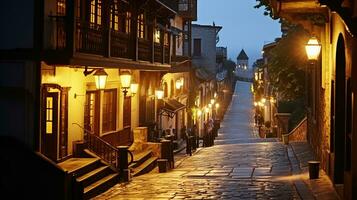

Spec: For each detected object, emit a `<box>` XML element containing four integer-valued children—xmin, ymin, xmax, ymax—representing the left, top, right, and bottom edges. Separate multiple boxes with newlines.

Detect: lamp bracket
<box><xmin>83</xmin><ymin>66</ymin><xmax>96</xmax><ymax>76</ymax></box>
<box><xmin>74</xmin><ymin>93</ymin><xmax>85</xmax><ymax>99</ymax></box>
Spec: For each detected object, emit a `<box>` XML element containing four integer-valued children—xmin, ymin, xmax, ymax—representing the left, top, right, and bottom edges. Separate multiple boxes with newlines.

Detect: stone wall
<box><xmin>287</xmin><ymin>117</ymin><xmax>307</xmax><ymax>142</ymax></box>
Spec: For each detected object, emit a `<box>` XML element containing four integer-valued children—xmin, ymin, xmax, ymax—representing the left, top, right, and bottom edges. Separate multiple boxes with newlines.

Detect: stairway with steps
<box><xmin>129</xmin><ymin>149</ymin><xmax>158</xmax><ymax>177</ymax></box>
<box><xmin>58</xmin><ymin>156</ymin><xmax>119</xmax><ymax>199</ymax></box>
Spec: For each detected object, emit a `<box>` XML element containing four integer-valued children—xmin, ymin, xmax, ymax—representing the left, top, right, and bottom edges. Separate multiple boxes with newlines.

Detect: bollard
<box><xmin>157</xmin><ymin>159</ymin><xmax>169</xmax><ymax>173</ymax></box>
<box><xmin>186</xmin><ymin>136</ymin><xmax>192</xmax><ymax>156</ymax></box>
<box><xmin>118</xmin><ymin>146</ymin><xmax>131</xmax><ymax>182</ymax></box>
<box><xmin>308</xmin><ymin>161</ymin><xmax>320</xmax><ymax>179</ymax></box>
<box><xmin>161</xmin><ymin>139</ymin><xmax>174</xmax><ymax>169</ymax></box>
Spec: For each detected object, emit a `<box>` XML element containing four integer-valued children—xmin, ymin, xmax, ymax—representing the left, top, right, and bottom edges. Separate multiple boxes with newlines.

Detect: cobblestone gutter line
<box><xmin>289</xmin><ymin>142</ymin><xmax>340</xmax><ymax>200</ymax></box>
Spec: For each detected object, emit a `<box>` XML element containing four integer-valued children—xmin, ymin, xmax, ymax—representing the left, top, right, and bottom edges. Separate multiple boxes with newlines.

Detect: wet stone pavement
<box><xmin>95</xmin><ymin>81</ymin><xmax>300</xmax><ymax>200</ymax></box>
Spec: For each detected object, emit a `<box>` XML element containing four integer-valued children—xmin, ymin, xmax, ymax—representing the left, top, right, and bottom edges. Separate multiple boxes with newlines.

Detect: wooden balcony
<box><xmin>76</xmin><ymin>21</ymin><xmax>105</xmax><ymax>55</ymax></box>
<box><xmin>111</xmin><ymin>31</ymin><xmax>130</xmax><ymax>59</ymax></box>
<box><xmin>154</xmin><ymin>43</ymin><xmax>163</xmax><ymax>63</ymax></box>
<box><xmin>138</xmin><ymin>39</ymin><xmax>151</xmax><ymax>62</ymax></box>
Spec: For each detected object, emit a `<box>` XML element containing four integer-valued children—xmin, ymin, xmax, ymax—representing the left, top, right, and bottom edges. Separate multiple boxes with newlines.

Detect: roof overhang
<box><xmin>269</xmin><ymin>0</ymin><xmax>329</xmax><ymax>33</ymax></box>
<box><xmin>159</xmin><ymin>99</ymin><xmax>186</xmax><ymax>118</ymax></box>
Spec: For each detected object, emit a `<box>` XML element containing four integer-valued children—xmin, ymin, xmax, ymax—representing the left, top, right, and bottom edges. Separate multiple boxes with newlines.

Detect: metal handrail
<box><xmin>72</xmin><ymin>123</ymin><xmax>134</xmax><ymax>167</ymax></box>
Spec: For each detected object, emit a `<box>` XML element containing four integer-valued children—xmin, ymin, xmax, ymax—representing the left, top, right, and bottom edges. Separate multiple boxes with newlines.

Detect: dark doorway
<box><xmin>41</xmin><ymin>92</ymin><xmax>59</xmax><ymax>161</ymax></box>
<box><xmin>333</xmin><ymin>34</ymin><xmax>346</xmax><ymax>184</ymax></box>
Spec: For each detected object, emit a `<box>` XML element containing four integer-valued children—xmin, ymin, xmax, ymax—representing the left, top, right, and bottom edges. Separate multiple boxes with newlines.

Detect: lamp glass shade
<box><xmin>211</xmin><ymin>99</ymin><xmax>215</xmax><ymax>104</ymax></box>
<box><xmin>305</xmin><ymin>37</ymin><xmax>321</xmax><ymax>61</ymax></box>
<box><xmin>208</xmin><ymin>103</ymin><xmax>212</xmax><ymax>108</ymax></box>
<box><xmin>94</xmin><ymin>69</ymin><xmax>108</xmax><ymax>90</ymax></box>
<box><xmin>197</xmin><ymin>109</ymin><xmax>202</xmax><ymax>116</ymax></box>
<box><xmin>155</xmin><ymin>89</ymin><xmax>164</xmax><ymax>100</ymax></box>
<box><xmin>215</xmin><ymin>103</ymin><xmax>219</xmax><ymax>109</ymax></box>
<box><xmin>205</xmin><ymin>107</ymin><xmax>209</xmax><ymax>113</ymax></box>
<box><xmin>175</xmin><ymin>79</ymin><xmax>182</xmax><ymax>89</ymax></box>
<box><xmin>120</xmin><ymin>71</ymin><xmax>132</xmax><ymax>88</ymax></box>
<box><xmin>130</xmin><ymin>83</ymin><xmax>139</xmax><ymax>95</ymax></box>
<box><xmin>261</xmin><ymin>98</ymin><xmax>266</xmax><ymax>104</ymax></box>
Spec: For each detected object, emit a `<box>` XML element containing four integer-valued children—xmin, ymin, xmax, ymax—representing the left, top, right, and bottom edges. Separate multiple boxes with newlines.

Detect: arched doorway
<box><xmin>332</xmin><ymin>34</ymin><xmax>346</xmax><ymax>184</ymax></box>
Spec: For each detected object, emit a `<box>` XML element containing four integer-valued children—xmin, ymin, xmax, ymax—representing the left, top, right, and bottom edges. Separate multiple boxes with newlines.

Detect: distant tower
<box><xmin>235</xmin><ymin>49</ymin><xmax>252</xmax><ymax>79</ymax></box>
<box><xmin>236</xmin><ymin>49</ymin><xmax>249</xmax><ymax>70</ymax></box>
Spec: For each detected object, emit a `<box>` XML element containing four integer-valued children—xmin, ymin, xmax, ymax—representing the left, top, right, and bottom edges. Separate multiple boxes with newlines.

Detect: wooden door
<box><xmin>41</xmin><ymin>92</ymin><xmax>59</xmax><ymax>161</ymax></box>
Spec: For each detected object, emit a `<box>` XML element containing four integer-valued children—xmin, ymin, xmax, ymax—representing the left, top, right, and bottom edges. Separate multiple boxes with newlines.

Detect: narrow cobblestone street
<box><xmin>94</xmin><ymin>81</ymin><xmax>335</xmax><ymax>200</ymax></box>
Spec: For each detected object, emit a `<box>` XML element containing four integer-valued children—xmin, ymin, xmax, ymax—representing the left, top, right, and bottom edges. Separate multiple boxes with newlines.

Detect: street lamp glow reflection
<box><xmin>305</xmin><ymin>37</ymin><xmax>321</xmax><ymax>61</ymax></box>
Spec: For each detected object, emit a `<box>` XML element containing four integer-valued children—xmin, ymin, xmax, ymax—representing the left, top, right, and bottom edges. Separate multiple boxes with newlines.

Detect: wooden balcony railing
<box><xmin>111</xmin><ymin>31</ymin><xmax>130</xmax><ymax>58</ymax></box>
<box><xmin>76</xmin><ymin>21</ymin><xmax>105</xmax><ymax>55</ymax></box>
<box><xmin>164</xmin><ymin>46</ymin><xmax>170</xmax><ymax>64</ymax></box>
<box><xmin>138</xmin><ymin>39</ymin><xmax>151</xmax><ymax>62</ymax></box>
<box><xmin>154</xmin><ymin>43</ymin><xmax>163</xmax><ymax>63</ymax></box>
<box><xmin>46</xmin><ymin>16</ymin><xmax>66</xmax><ymax>50</ymax></box>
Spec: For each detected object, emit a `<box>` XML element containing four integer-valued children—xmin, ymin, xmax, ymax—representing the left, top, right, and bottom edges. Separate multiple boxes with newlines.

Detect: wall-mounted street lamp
<box><xmin>120</xmin><ymin>71</ymin><xmax>132</xmax><ymax>96</ymax></box>
<box><xmin>155</xmin><ymin>88</ymin><xmax>164</xmax><ymax>100</ymax></box>
<box><xmin>197</xmin><ymin>109</ymin><xmax>202</xmax><ymax>117</ymax></box>
<box><xmin>93</xmin><ymin>68</ymin><xmax>108</xmax><ymax>90</ymax></box>
<box><xmin>208</xmin><ymin>103</ymin><xmax>212</xmax><ymax>109</ymax></box>
<box><xmin>210</xmin><ymin>99</ymin><xmax>215</xmax><ymax>105</ymax></box>
<box><xmin>83</xmin><ymin>67</ymin><xmax>108</xmax><ymax>90</ymax></box>
<box><xmin>204</xmin><ymin>106</ymin><xmax>209</xmax><ymax>113</ymax></box>
<box><xmin>130</xmin><ymin>80</ymin><xmax>139</xmax><ymax>97</ymax></box>
<box><xmin>305</xmin><ymin>36</ymin><xmax>321</xmax><ymax>61</ymax></box>
<box><xmin>176</xmin><ymin>79</ymin><xmax>182</xmax><ymax>89</ymax></box>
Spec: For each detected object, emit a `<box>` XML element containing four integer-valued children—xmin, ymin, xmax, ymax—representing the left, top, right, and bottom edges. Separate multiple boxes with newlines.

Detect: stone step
<box><xmin>129</xmin><ymin>149</ymin><xmax>153</xmax><ymax>168</ymax></box>
<box><xmin>132</xmin><ymin>156</ymin><xmax>158</xmax><ymax>177</ymax></box>
<box><xmin>83</xmin><ymin>173</ymin><xmax>119</xmax><ymax>199</ymax></box>
<box><xmin>77</xmin><ymin>165</ymin><xmax>112</xmax><ymax>188</ymax></box>
<box><xmin>58</xmin><ymin>157</ymin><xmax>101</xmax><ymax>178</ymax></box>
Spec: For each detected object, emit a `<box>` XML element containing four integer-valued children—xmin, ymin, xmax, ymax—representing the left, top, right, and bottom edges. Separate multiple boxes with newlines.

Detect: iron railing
<box><xmin>72</xmin><ymin>123</ymin><xmax>133</xmax><ymax>170</ymax></box>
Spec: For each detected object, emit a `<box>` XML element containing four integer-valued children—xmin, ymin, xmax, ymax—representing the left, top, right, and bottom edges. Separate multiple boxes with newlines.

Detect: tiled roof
<box><xmin>237</xmin><ymin>49</ymin><xmax>249</xmax><ymax>60</ymax></box>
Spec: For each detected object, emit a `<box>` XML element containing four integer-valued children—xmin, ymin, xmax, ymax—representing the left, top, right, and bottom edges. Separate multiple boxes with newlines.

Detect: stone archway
<box><xmin>332</xmin><ymin>34</ymin><xmax>346</xmax><ymax>184</ymax></box>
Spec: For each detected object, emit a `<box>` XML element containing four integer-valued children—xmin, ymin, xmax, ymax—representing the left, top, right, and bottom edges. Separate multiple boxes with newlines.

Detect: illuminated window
<box><xmin>102</xmin><ymin>89</ymin><xmax>117</xmax><ymax>133</ymax></box>
<box><xmin>85</xmin><ymin>91</ymin><xmax>99</xmax><ymax>134</ymax></box>
<box><xmin>46</xmin><ymin>97</ymin><xmax>54</xmax><ymax>134</ymax></box>
<box><xmin>137</xmin><ymin>13</ymin><xmax>145</xmax><ymax>39</ymax></box>
<box><xmin>164</xmin><ymin>32</ymin><xmax>169</xmax><ymax>46</ymax></box>
<box><xmin>57</xmin><ymin>0</ymin><xmax>66</xmax><ymax>16</ymax></box>
<box><xmin>154</xmin><ymin>29</ymin><xmax>160</xmax><ymax>43</ymax></box>
<box><xmin>125</xmin><ymin>12</ymin><xmax>131</xmax><ymax>33</ymax></box>
<box><xmin>90</xmin><ymin>0</ymin><xmax>102</xmax><ymax>25</ymax></box>
<box><xmin>110</xmin><ymin>0</ymin><xmax>119</xmax><ymax>31</ymax></box>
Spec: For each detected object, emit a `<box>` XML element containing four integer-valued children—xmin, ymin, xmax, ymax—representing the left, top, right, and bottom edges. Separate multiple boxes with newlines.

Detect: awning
<box><xmin>159</xmin><ymin>99</ymin><xmax>186</xmax><ymax>118</ymax></box>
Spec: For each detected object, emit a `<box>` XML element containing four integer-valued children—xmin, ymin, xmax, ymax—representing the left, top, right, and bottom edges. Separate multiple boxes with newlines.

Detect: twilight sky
<box><xmin>196</xmin><ymin>0</ymin><xmax>282</xmax><ymax>66</ymax></box>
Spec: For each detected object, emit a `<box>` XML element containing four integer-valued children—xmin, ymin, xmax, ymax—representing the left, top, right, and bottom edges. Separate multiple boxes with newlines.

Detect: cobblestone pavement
<box><xmin>94</xmin><ymin>82</ymin><xmax>308</xmax><ymax>199</ymax></box>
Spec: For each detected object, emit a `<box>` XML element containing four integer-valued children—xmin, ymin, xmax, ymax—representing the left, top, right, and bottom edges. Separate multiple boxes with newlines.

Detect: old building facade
<box><xmin>269</xmin><ymin>0</ymin><xmax>357</xmax><ymax>199</ymax></box>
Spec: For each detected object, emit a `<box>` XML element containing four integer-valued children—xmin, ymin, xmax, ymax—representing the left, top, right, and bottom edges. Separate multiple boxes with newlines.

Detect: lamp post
<box><xmin>305</xmin><ymin>36</ymin><xmax>321</xmax><ymax>116</ymax></box>
<box><xmin>155</xmin><ymin>88</ymin><xmax>164</xmax><ymax>136</ymax></box>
